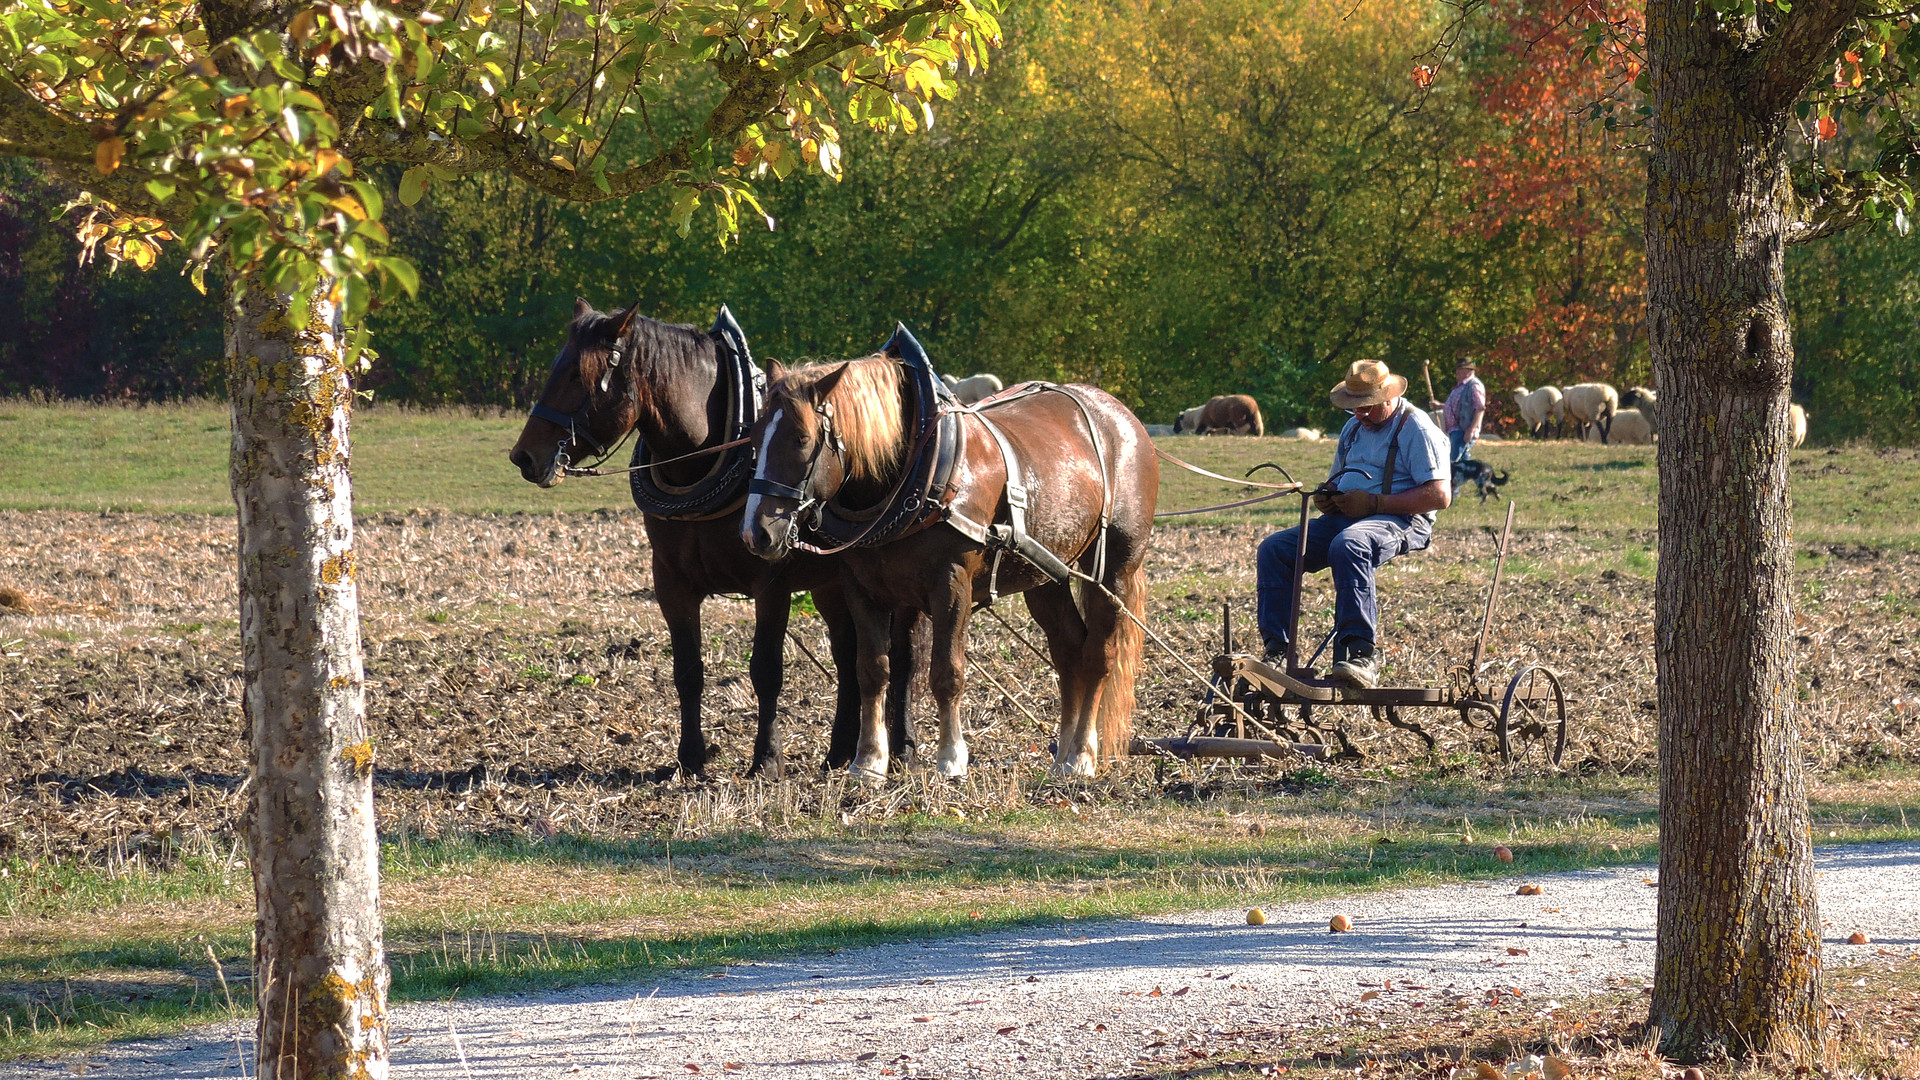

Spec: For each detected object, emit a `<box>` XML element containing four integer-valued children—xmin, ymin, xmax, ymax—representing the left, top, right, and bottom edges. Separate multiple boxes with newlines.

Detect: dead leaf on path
<box><xmin>911</xmin><ymin>1016</ymin><xmax>931</xmax><ymax>1023</ymax></box>
<box><xmin>1507</xmin><ymin>947</ymin><xmax>1529</xmax><ymax>956</ymax></box>
<box><xmin>1849</xmin><ymin>931</ymin><xmax>1871</xmax><ymax>945</ymax></box>
<box><xmin>1094</xmin><ymin>1023</ymin><xmax>1108</xmax><ymax>1031</ymax></box>
<box><xmin>684</xmin><ymin>1066</ymin><xmax>701</xmax><ymax>1075</ymax></box>
<box><xmin>1516</xmin><ymin>884</ymin><xmax>1543</xmax><ymax>896</ymax></box>
<box><xmin>1148</xmin><ymin>987</ymin><xmax>1163</xmax><ymax>997</ymax></box>
<box><xmin>1544</xmin><ymin>1055</ymin><xmax>1573</xmax><ymax>1080</ymax></box>
<box><xmin>1475</xmin><ymin>1062</ymin><xmax>1504</xmax><ymax>1080</ymax></box>
<box><xmin>1360</xmin><ymin>991</ymin><xmax>1380</xmax><ymax>1001</ymax></box>
<box><xmin>856</xmin><ymin>1052</ymin><xmax>878</xmax><ymax>1061</ymax></box>
<box><xmin>959</xmin><ymin>999</ymin><xmax>986</xmax><ymax>1005</ymax></box>
<box><xmin>1172</xmin><ymin>987</ymin><xmax>1191</xmax><ymax>996</ymax></box>
<box><xmin>997</xmin><ymin>1027</ymin><xmax>1018</xmax><ymax>1036</ymax></box>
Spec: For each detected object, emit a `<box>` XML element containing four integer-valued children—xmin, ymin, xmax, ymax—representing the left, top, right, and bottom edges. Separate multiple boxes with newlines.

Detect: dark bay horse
<box><xmin>741</xmin><ymin>358</ymin><xmax>1157</xmax><ymax>781</ymax></box>
<box><xmin>509</xmin><ymin>300</ymin><xmax>920</xmax><ymax>778</ymax></box>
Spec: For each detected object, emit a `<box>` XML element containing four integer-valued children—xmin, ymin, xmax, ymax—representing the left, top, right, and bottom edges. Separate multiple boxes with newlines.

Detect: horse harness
<box><xmin>773</xmin><ymin>324</ymin><xmax>1117</xmax><ymax>604</ymax></box>
<box><xmin>627</xmin><ymin>306</ymin><xmax>764</xmax><ymax>521</ymax></box>
<box><xmin>527</xmin><ymin>305</ymin><xmax>763</xmax><ymax>523</ymax></box>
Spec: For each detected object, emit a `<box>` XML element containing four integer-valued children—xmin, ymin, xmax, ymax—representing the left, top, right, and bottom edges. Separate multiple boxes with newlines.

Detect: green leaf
<box><xmin>144</xmin><ymin>179</ymin><xmax>176</xmax><ymax>203</ymax></box>
<box><xmin>376</xmin><ymin>256</ymin><xmax>420</xmax><ymax>297</ymax></box>
<box><xmin>347</xmin><ymin>180</ymin><xmax>384</xmax><ymax>223</ymax></box>
<box><xmin>456</xmin><ymin>116</ymin><xmax>487</xmax><ymax>137</ymax></box>
<box><xmin>670</xmin><ymin>187</ymin><xmax>699</xmax><ymax>237</ymax></box>
<box><xmin>399</xmin><ymin>166</ymin><xmax>430</xmax><ymax>207</ymax></box>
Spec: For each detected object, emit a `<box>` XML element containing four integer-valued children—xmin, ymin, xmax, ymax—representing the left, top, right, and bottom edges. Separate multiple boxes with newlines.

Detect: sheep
<box><xmin>1511</xmin><ymin>386</ymin><xmax>1565</xmax><ymax>438</ymax></box>
<box><xmin>1790</xmin><ymin>403</ymin><xmax>1808</xmax><ymax>448</ymax></box>
<box><xmin>1624</xmin><ymin>387</ymin><xmax>1657</xmax><ymax>436</ymax></box>
<box><xmin>1276</xmin><ymin>427</ymin><xmax>1324</xmax><ymax>441</ymax></box>
<box><xmin>1582</xmin><ymin>407</ymin><xmax>1654</xmax><ymax>445</ymax></box>
<box><xmin>1173</xmin><ymin>395</ymin><xmax>1264</xmax><ymax>435</ymax></box>
<box><xmin>1563</xmin><ymin>382</ymin><xmax>1620</xmax><ymax>443</ymax></box>
<box><xmin>941</xmin><ymin>372</ymin><xmax>1004</xmax><ymax>405</ymax></box>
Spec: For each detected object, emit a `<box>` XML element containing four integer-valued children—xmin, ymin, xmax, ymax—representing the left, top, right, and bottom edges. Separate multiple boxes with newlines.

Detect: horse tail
<box><xmin>1095</xmin><ymin>560</ymin><xmax>1147</xmax><ymax>765</ymax></box>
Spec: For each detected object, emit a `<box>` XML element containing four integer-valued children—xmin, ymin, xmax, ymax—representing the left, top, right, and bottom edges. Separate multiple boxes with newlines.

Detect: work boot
<box><xmin>1330</xmin><ymin>644</ymin><xmax>1378</xmax><ymax>690</ymax></box>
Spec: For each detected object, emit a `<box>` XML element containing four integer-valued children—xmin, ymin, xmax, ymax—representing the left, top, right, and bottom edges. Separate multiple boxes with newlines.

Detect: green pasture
<box><xmin>2</xmin><ymin>401</ymin><xmax>1915</xmax><ymax>548</ymax></box>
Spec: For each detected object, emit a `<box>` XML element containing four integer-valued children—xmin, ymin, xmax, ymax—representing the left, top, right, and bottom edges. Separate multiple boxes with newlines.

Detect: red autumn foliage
<box><xmin>1460</xmin><ymin>1</ymin><xmax>1647</xmax><ymax>408</ymax></box>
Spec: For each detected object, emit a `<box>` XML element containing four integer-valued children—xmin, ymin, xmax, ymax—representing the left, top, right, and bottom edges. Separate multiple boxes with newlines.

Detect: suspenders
<box><xmin>1334</xmin><ymin>401</ymin><xmax>1415</xmax><ymax>498</ymax></box>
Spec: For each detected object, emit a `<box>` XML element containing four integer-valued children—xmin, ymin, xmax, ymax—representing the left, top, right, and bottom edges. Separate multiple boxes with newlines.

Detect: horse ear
<box><xmin>614</xmin><ymin>301</ymin><xmax>642</xmax><ymax>336</ymax></box>
<box><xmin>809</xmin><ymin>363</ymin><xmax>851</xmax><ymax>405</ymax></box>
<box><xmin>574</xmin><ymin>297</ymin><xmax>591</xmax><ymax>318</ymax></box>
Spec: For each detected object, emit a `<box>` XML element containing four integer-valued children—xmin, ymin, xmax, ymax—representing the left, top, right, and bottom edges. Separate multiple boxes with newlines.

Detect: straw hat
<box><xmin>1329</xmin><ymin>359</ymin><xmax>1408</xmax><ymax>409</ymax></box>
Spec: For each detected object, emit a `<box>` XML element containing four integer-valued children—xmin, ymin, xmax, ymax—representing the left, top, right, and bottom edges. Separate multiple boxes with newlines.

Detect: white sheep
<box><xmin>1790</xmin><ymin>403</ymin><xmax>1808</xmax><ymax>448</ymax></box>
<box><xmin>1582</xmin><ymin>407</ymin><xmax>1654</xmax><ymax>445</ymax></box>
<box><xmin>1625</xmin><ymin>387</ymin><xmax>1657</xmax><ymax>436</ymax></box>
<box><xmin>941</xmin><ymin>372</ymin><xmax>1004</xmax><ymax>405</ymax></box>
<box><xmin>1511</xmin><ymin>386</ymin><xmax>1564</xmax><ymax>438</ymax></box>
<box><xmin>1173</xmin><ymin>405</ymin><xmax>1206</xmax><ymax>433</ymax></box>
<box><xmin>1276</xmin><ymin>427</ymin><xmax>1324</xmax><ymax>441</ymax></box>
<box><xmin>1563</xmin><ymin>382</ymin><xmax>1620</xmax><ymax>443</ymax></box>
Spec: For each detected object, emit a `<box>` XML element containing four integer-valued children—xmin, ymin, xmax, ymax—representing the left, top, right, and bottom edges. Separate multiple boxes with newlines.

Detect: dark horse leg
<box><xmin>813</xmin><ymin>585</ymin><xmax>863</xmax><ymax>770</ymax></box>
<box><xmin>886</xmin><ymin>608</ymin><xmax>927</xmax><ymax>765</ymax></box>
<box><xmin>656</xmin><ymin>580</ymin><xmax>708</xmax><ymax>778</ymax></box>
<box><xmin>747</xmin><ymin>589</ymin><xmax>792</xmax><ymax>779</ymax></box>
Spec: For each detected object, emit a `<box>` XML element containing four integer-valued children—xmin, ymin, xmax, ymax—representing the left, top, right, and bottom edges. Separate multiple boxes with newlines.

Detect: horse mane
<box><xmin>772</xmin><ymin>356</ymin><xmax>907</xmax><ymax>483</ymax></box>
<box><xmin>571</xmin><ymin>308</ymin><xmax>713</xmax><ymax>388</ymax></box>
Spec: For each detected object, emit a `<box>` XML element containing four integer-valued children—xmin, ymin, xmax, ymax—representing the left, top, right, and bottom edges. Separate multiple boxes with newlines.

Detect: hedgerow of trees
<box><xmin>3</xmin><ymin>0</ymin><xmax>1916</xmax><ymax>443</ymax></box>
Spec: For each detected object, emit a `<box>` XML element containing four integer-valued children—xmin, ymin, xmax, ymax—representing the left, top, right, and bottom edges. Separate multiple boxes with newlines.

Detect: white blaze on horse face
<box><xmin>741</xmin><ymin>406</ymin><xmax>785</xmax><ymax>549</ymax></box>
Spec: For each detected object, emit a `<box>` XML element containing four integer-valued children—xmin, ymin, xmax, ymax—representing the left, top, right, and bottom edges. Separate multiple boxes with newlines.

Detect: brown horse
<box><xmin>509</xmin><ymin>300</ymin><xmax>921</xmax><ymax>778</ymax></box>
<box><xmin>741</xmin><ymin>358</ymin><xmax>1157</xmax><ymax>781</ymax></box>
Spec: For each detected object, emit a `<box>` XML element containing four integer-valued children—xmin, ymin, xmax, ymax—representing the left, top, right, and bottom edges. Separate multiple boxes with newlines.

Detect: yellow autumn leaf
<box><xmin>733</xmin><ymin>143</ymin><xmax>760</xmax><ymax>167</ymax></box>
<box><xmin>548</xmin><ymin>154</ymin><xmax>575</xmax><ymax>171</ymax></box>
<box><xmin>94</xmin><ymin>136</ymin><xmax>125</xmax><ymax>175</ymax></box>
<box><xmin>123</xmin><ymin>237</ymin><xmax>157</xmax><ymax>271</ymax></box>
<box><xmin>328</xmin><ymin>195</ymin><xmax>367</xmax><ymax>221</ymax></box>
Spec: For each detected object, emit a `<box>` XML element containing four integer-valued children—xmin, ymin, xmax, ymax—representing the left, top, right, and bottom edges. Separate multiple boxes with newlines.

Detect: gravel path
<box><xmin>11</xmin><ymin>844</ymin><xmax>1917</xmax><ymax>1080</ymax></box>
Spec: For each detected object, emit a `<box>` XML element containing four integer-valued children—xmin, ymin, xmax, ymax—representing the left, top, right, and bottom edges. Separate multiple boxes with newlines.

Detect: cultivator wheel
<box><xmin>1496</xmin><ymin>665</ymin><xmax>1568</xmax><ymax>766</ymax></box>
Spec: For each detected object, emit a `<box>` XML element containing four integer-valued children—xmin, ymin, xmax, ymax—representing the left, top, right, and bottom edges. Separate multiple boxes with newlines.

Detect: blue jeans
<box><xmin>1256</xmin><ymin>512</ymin><xmax>1434</xmax><ymax>659</ymax></box>
<box><xmin>1448</xmin><ymin>428</ymin><xmax>1474</xmax><ymax>463</ymax></box>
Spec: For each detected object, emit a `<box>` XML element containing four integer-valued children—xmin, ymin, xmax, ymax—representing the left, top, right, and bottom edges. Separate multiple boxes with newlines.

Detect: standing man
<box><xmin>1257</xmin><ymin>360</ymin><xmax>1451</xmax><ymax>689</ymax></box>
<box><xmin>1443</xmin><ymin>358</ymin><xmax>1486</xmax><ymax>463</ymax></box>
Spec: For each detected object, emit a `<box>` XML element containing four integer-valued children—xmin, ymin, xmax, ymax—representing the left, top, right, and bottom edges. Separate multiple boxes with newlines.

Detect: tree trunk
<box><xmin>1644</xmin><ymin>5</ymin><xmax>1822</xmax><ymax>1063</ymax></box>
<box><xmin>229</xmin><ymin>281</ymin><xmax>390</xmax><ymax>1079</ymax></box>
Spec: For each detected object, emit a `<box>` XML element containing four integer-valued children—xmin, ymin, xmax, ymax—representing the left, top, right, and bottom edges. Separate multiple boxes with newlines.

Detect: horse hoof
<box><xmin>1049</xmin><ymin>756</ymin><xmax>1096</xmax><ymax>778</ymax></box>
<box><xmin>934</xmin><ymin>746</ymin><xmax>969</xmax><ymax>779</ymax></box>
<box><xmin>848</xmin><ymin>762</ymin><xmax>888</xmax><ymax>788</ymax></box>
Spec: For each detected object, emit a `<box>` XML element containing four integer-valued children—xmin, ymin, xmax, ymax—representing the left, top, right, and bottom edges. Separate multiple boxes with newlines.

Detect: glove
<box><xmin>1312</xmin><ymin>490</ymin><xmax>1337</xmax><ymax>515</ymax></box>
<box><xmin>1331</xmin><ymin>488</ymin><xmax>1378</xmax><ymax>518</ymax></box>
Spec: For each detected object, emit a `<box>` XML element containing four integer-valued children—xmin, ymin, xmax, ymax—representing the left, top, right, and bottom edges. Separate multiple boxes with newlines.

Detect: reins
<box><xmin>561</xmin><ymin>435</ymin><xmax>753</xmax><ymax>478</ymax></box>
<box><xmin>1151</xmin><ymin>447</ymin><xmax>1304</xmax><ymax>517</ymax></box>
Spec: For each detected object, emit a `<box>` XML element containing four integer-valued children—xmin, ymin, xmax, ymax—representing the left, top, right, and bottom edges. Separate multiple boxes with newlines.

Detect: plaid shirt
<box><xmin>1443</xmin><ymin>375</ymin><xmax>1486</xmax><ymax>435</ymax></box>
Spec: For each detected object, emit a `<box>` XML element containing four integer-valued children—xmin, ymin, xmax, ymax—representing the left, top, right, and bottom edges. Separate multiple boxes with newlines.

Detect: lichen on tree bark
<box><xmin>1643</xmin><ymin>2</ymin><xmax>1830</xmax><ymax>1064</ymax></box>
<box><xmin>229</xmin><ymin>281</ymin><xmax>388</xmax><ymax>1079</ymax></box>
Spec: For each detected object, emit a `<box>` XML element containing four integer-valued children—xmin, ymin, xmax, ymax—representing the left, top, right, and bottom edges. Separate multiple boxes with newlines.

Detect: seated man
<box><xmin>1257</xmin><ymin>360</ymin><xmax>1452</xmax><ymax>689</ymax></box>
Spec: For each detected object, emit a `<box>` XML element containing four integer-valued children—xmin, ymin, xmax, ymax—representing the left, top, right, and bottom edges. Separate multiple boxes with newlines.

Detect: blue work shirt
<box><xmin>1330</xmin><ymin>398</ymin><xmax>1450</xmax><ymax>522</ymax></box>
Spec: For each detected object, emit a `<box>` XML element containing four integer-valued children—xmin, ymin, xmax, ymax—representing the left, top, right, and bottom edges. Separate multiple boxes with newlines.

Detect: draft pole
<box><xmin>1468</xmin><ymin>500</ymin><xmax>1517</xmax><ymax>698</ymax></box>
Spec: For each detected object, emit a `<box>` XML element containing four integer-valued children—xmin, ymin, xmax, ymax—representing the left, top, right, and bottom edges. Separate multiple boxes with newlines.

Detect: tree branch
<box><xmin>1744</xmin><ymin>0</ymin><xmax>1861</xmax><ymax>115</ymax></box>
<box><xmin>0</xmin><ymin>76</ymin><xmax>173</xmax><ymax>220</ymax></box>
<box><xmin>347</xmin><ymin>0</ymin><xmax>956</xmax><ymax>203</ymax></box>
<box><xmin>1785</xmin><ymin>168</ymin><xmax>1874</xmax><ymax>243</ymax></box>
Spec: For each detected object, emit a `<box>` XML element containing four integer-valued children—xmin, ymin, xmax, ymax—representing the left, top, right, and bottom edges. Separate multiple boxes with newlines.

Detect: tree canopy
<box><xmin>5</xmin><ymin>0</ymin><xmax>1920</xmax><ymax>443</ymax></box>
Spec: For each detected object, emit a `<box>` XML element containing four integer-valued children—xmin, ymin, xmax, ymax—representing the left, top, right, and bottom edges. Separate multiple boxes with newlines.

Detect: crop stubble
<box><xmin>0</xmin><ymin>509</ymin><xmax>1914</xmax><ymax>864</ymax></box>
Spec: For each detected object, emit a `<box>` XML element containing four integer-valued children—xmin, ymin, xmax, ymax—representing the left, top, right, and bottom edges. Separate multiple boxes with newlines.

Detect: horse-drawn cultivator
<box><xmin>1132</xmin><ymin>498</ymin><xmax>1571</xmax><ymax>769</ymax></box>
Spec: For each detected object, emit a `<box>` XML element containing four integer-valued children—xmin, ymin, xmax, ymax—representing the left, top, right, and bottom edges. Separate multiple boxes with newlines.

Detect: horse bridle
<box><xmin>528</xmin><ymin>333</ymin><xmax>632</xmax><ymax>468</ymax></box>
<box><xmin>746</xmin><ymin>400</ymin><xmax>845</xmax><ymax>532</ymax></box>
